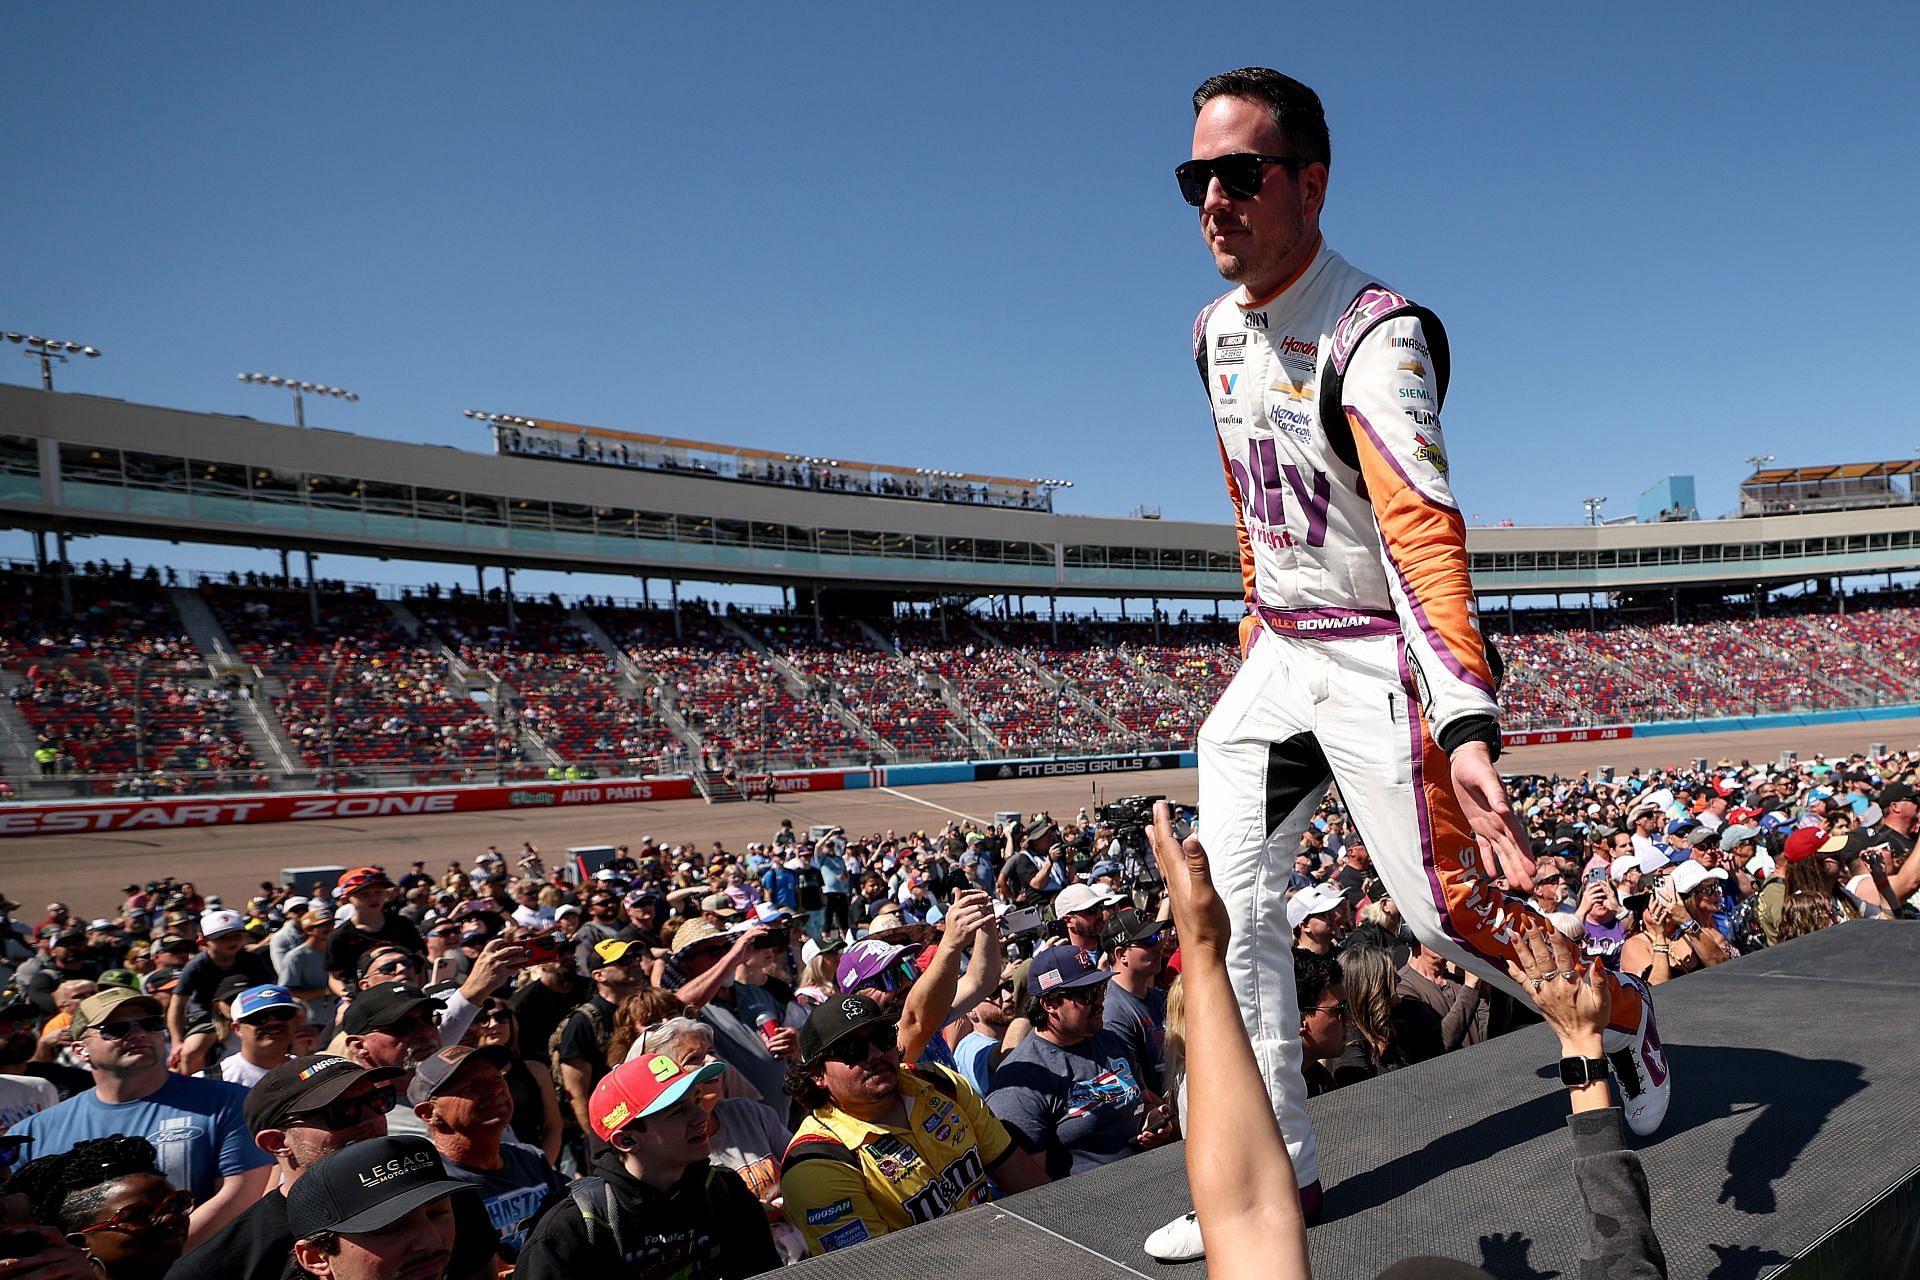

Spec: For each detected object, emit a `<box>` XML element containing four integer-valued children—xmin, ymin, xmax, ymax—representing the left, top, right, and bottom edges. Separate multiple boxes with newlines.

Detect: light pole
<box><xmin>4</xmin><ymin>332</ymin><xmax>101</xmax><ymax>389</ymax></box>
<box><xmin>1744</xmin><ymin>454</ymin><xmax>1775</xmax><ymax>471</ymax></box>
<box><xmin>324</xmin><ymin>657</ymin><xmax>342</xmax><ymax>790</ymax></box>
<box><xmin>1582</xmin><ymin>496</ymin><xmax>1607</xmax><ymax>526</ymax></box>
<box><xmin>465</xmin><ymin>410</ymin><xmax>539</xmax><ymax>452</ymax></box>
<box><xmin>237</xmin><ymin>373</ymin><xmax>358</xmax><ymax>428</ymax></box>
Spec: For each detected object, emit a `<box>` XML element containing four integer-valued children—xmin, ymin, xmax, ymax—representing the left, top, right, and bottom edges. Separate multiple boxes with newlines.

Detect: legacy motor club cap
<box><xmin>286</xmin><ymin>1135</ymin><xmax>467</xmax><ymax>1239</ymax></box>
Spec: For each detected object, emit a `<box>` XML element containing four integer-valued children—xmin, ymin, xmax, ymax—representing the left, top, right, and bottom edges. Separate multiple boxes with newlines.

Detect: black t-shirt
<box><xmin>1869</xmin><ymin>823</ymin><xmax>1915</xmax><ymax>859</ymax></box>
<box><xmin>323</xmin><ymin>914</ymin><xmax>426</xmax><ymax>977</ymax></box>
<box><xmin>509</xmin><ymin>974</ymin><xmax>593</xmax><ymax>1062</ymax></box>
<box><xmin>176</xmin><ymin>950</ymin><xmax>276</xmax><ymax>1025</ymax></box>
<box><xmin>794</xmin><ymin>865</ymin><xmax>824</xmax><ymax>911</ymax></box>
<box><xmin>1333</xmin><ymin>864</ymin><xmax>1368</xmax><ymax>908</ymax></box>
<box><xmin>556</xmin><ymin>995</ymin><xmax>616</xmax><ymax>1081</ymax></box>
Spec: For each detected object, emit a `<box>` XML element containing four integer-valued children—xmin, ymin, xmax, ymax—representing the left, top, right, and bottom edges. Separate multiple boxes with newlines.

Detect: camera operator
<box><xmin>996</xmin><ymin>821</ymin><xmax>1069</xmax><ymax>909</ymax></box>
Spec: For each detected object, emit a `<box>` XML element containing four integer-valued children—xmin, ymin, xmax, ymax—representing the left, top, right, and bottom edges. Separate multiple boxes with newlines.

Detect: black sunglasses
<box><xmin>92</xmin><ymin>1016</ymin><xmax>167</xmax><ymax>1040</ymax></box>
<box><xmin>1175</xmin><ymin>152</ymin><xmax>1311</xmax><ymax>206</ymax></box>
<box><xmin>825</xmin><ymin>1025</ymin><xmax>898</xmax><ymax>1066</ymax></box>
<box><xmin>291</xmin><ymin>1085</ymin><xmax>398</xmax><ymax>1131</ymax></box>
<box><xmin>241</xmin><ymin>1008</ymin><xmax>299</xmax><ymax>1027</ymax></box>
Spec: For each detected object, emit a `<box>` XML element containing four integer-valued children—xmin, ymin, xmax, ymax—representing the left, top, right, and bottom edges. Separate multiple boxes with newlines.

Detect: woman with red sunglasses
<box><xmin>11</xmin><ymin>1134</ymin><xmax>189</xmax><ymax>1280</ymax></box>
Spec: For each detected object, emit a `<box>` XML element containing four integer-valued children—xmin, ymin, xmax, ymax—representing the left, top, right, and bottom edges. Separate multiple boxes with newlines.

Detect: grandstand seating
<box><xmin>3</xmin><ymin>563</ymin><xmax>1917</xmax><ymax>788</ymax></box>
<box><xmin>1</xmin><ymin>566</ymin><xmax>259</xmax><ymax>784</ymax></box>
<box><xmin>205</xmin><ymin>584</ymin><xmax>511</xmax><ymax>777</ymax></box>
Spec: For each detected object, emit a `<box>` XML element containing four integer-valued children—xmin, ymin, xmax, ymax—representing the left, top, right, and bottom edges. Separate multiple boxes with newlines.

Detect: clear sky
<box><xmin>5</xmin><ymin>4</ymin><xmax>1918</xmax><ymax>597</ymax></box>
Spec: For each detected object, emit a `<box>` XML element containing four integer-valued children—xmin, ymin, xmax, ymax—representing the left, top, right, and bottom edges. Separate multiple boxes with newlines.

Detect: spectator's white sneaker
<box><xmin>1602</xmin><ymin>972</ymin><xmax>1671</xmax><ymax>1136</ymax></box>
<box><xmin>1144</xmin><ymin>1210</ymin><xmax>1205</xmax><ymax>1262</ymax></box>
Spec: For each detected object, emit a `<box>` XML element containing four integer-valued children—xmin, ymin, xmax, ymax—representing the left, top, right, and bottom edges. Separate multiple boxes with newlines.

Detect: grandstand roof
<box><xmin>491</xmin><ymin>415</ymin><xmax>1057</xmax><ymax>490</ymax></box>
<box><xmin>1744</xmin><ymin>460</ymin><xmax>1920</xmax><ymax>486</ymax></box>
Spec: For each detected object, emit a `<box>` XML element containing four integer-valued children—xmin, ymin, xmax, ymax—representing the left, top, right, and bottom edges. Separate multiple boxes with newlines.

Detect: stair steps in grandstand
<box><xmin>789</xmin><ymin>922</ymin><xmax>1920</xmax><ymax>1280</ymax></box>
<box><xmin>1562</xmin><ymin>632</ymin><xmax>1700</xmax><ymax>721</ymax></box>
<box><xmin>724</xmin><ymin>618</ymin><xmax>894</xmax><ymax>762</ymax></box>
<box><xmin>408</xmin><ymin>611</ymin><xmax>558</xmax><ymax>769</ymax></box>
<box><xmin>1771</xmin><ymin>616</ymin><xmax>1895</xmax><ymax>708</ymax></box>
<box><xmin>567</xmin><ymin>608</ymin><xmax>655</xmax><ymax>691</ymax></box>
<box><xmin>1497</xmin><ymin>664</ymin><xmax>1597</xmax><ymax>732</ymax></box>
<box><xmin>856</xmin><ymin>621</ymin><xmax>999</xmax><ymax>757</ymax></box>
<box><xmin>234</xmin><ymin>681</ymin><xmax>301</xmax><ymax>775</ymax></box>
<box><xmin>0</xmin><ymin>674</ymin><xmax>44</xmax><ymax>783</ymax></box>
<box><xmin>1706</xmin><ymin>623</ymin><xmax>1851</xmax><ymax>713</ymax></box>
<box><xmin>695</xmin><ymin>768</ymin><xmax>744</xmax><ymax>803</ymax></box>
<box><xmin>1635</xmin><ymin>629</ymin><xmax>1753</xmax><ymax>707</ymax></box>
<box><xmin>167</xmin><ymin>587</ymin><xmax>242</xmax><ymax>669</ymax></box>
<box><xmin>967</xmin><ymin>618</ymin><xmax>1143</xmax><ymax>746</ymax></box>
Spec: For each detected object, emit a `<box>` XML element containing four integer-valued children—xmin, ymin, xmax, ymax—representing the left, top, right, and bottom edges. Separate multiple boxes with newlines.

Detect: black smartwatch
<box><xmin>1558</xmin><ymin>1056</ymin><xmax>1610</xmax><ymax>1088</ymax></box>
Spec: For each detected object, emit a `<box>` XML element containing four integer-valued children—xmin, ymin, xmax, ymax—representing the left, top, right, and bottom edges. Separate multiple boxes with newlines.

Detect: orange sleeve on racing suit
<box><xmin>1339</xmin><ymin>312</ymin><xmax>1500</xmax><ymax>738</ymax></box>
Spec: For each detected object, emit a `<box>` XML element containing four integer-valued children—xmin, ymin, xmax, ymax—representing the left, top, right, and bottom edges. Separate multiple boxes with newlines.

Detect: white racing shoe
<box><xmin>1143</xmin><ymin>1210</ymin><xmax>1205</xmax><ymax>1263</ymax></box>
<box><xmin>1602</xmin><ymin>971</ymin><xmax>1671</xmax><ymax>1136</ymax></box>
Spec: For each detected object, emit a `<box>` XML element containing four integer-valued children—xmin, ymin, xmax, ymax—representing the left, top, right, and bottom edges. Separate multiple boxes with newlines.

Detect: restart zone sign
<box><xmin>0</xmin><ymin>776</ymin><xmax>697</xmax><ymax>837</ymax></box>
<box><xmin>974</xmin><ymin>752</ymin><xmax>1184</xmax><ymax>781</ymax></box>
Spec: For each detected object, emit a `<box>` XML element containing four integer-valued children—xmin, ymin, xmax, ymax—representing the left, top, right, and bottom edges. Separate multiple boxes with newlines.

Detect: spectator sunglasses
<box><xmin>76</xmin><ymin>1191</ymin><xmax>193</xmax><ymax>1236</ymax></box>
<box><xmin>290</xmin><ymin>1085</ymin><xmax>399</xmax><ymax>1130</ymax></box>
<box><xmin>825</xmin><ymin>1024</ymin><xmax>898</xmax><ymax>1065</ymax></box>
<box><xmin>1175</xmin><ymin>152</ymin><xmax>1313</xmax><ymax>206</ymax></box>
<box><xmin>91</xmin><ymin>1015</ymin><xmax>167</xmax><ymax>1040</ymax></box>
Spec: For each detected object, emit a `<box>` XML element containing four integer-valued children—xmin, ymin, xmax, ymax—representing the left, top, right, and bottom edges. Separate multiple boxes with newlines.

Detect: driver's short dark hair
<box><xmin>1293</xmin><ymin>949</ymin><xmax>1343</xmax><ymax>1013</ymax></box>
<box><xmin>1192</xmin><ymin>68</ymin><xmax>1331</xmax><ymax>170</ymax></box>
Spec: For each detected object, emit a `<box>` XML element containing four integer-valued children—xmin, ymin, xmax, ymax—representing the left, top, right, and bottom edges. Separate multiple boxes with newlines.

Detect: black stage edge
<box><xmin>779</xmin><ymin>922</ymin><xmax>1920</xmax><ymax>1280</ymax></box>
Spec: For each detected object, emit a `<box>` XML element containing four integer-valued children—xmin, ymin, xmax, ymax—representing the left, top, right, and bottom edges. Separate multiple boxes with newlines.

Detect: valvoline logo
<box><xmin>1218</xmin><ymin>373</ymin><xmax>1238</xmax><ymax>396</ymax></box>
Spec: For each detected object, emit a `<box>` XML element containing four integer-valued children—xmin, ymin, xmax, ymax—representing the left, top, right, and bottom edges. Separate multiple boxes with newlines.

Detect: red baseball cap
<box><xmin>588</xmin><ymin>1052</ymin><xmax>725</xmax><ymax>1142</ymax></box>
<box><xmin>1781</xmin><ymin>827</ymin><xmax>1826</xmax><ymax>864</ymax></box>
<box><xmin>336</xmin><ymin>867</ymin><xmax>392</xmax><ymax>897</ymax></box>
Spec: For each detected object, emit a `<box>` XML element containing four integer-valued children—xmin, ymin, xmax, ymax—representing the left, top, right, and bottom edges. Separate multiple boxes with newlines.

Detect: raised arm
<box><xmin>1147</xmin><ymin>803</ymin><xmax>1312</xmax><ymax>1280</ymax></box>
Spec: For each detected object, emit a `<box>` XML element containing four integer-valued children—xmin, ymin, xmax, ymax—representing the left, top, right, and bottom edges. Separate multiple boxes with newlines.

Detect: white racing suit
<box><xmin>1193</xmin><ymin>240</ymin><xmax>1652</xmax><ymax>1188</ymax></box>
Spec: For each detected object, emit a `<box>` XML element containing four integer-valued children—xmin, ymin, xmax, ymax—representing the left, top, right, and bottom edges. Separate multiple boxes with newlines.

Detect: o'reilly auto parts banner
<box><xmin>973</xmin><ymin>752</ymin><xmax>1184</xmax><ymax>782</ymax></box>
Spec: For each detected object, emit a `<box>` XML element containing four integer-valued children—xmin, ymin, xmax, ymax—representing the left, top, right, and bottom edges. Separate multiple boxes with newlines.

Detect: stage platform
<box><xmin>781</xmin><ymin>921</ymin><xmax>1920</xmax><ymax>1279</ymax></box>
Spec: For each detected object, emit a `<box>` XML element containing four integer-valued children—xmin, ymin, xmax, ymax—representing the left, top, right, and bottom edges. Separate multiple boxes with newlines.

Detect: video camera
<box><xmin>1096</xmin><ymin>794</ymin><xmax>1179</xmax><ymax>888</ymax></box>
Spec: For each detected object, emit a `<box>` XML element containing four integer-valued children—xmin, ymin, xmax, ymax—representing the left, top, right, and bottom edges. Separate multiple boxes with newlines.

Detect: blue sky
<box><xmin>5</xmin><ymin>4</ymin><xmax>1918</xmax><ymax>599</ymax></box>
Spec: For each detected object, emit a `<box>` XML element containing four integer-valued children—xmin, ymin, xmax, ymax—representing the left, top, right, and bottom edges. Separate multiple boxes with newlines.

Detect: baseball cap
<box><xmin>799</xmin><ymin>935</ymin><xmax>847</xmax><ymax>968</ymax></box>
<box><xmin>745</xmin><ymin>902</ymin><xmax>795</xmax><ymax>928</ymax></box>
<box><xmin>406</xmin><ymin>1044</ymin><xmax>511</xmax><ymax>1106</ymax></box>
<box><xmin>1719</xmin><ymin>824</ymin><xmax>1761</xmax><ymax>850</ymax></box>
<box><xmin>86</xmin><ymin>918</ymin><xmax>115</xmax><ymax>933</ymax></box>
<box><xmin>303</xmin><ymin>904</ymin><xmax>336</xmax><ymax>927</ymax></box>
<box><xmin>1029</xmin><ymin>944</ymin><xmax>1111</xmax><ymax>995</ymax></box>
<box><xmin>287</xmin><ymin>1136</ymin><xmax>467</xmax><ymax>1240</ymax></box>
<box><xmin>339</xmin><ymin>983</ymin><xmax>444</xmax><ymax>1037</ymax></box>
<box><xmin>797</xmin><ymin>993</ymin><xmax>893</xmax><ymax>1064</ymax></box>
<box><xmin>1685</xmin><ymin>827</ymin><xmax>1721</xmax><ymax>848</ymax></box>
<box><xmin>1608</xmin><ymin>854</ymin><xmax>1640</xmax><ymax>881</ymax></box>
<box><xmin>591</xmin><ymin>938</ymin><xmax>642</xmax><ymax>968</ymax></box>
<box><xmin>837</xmin><ymin>938</ymin><xmax>915</xmax><ymax>991</ymax></box>
<box><xmin>215</xmin><ymin>973</ymin><xmax>258</xmax><ymax>1005</ymax></box>
<box><xmin>1670</xmin><ymin>862</ymin><xmax>1729</xmax><ymax>897</ymax></box>
<box><xmin>699</xmin><ymin>893</ymin><xmax>741</xmax><ymax>920</ymax></box>
<box><xmin>1782</xmin><ymin>827</ymin><xmax>1828</xmax><ymax>864</ymax></box>
<box><xmin>233</xmin><ymin>985</ymin><xmax>299</xmax><ymax>1020</ymax></box>
<box><xmin>142</xmin><ymin>970</ymin><xmax>181</xmax><ymax>998</ymax></box>
<box><xmin>283</xmin><ymin>896</ymin><xmax>310</xmax><ymax>912</ymax></box>
<box><xmin>200</xmin><ymin>909</ymin><xmax>245</xmax><ymax>939</ymax></box>
<box><xmin>1101</xmin><ymin>908</ymin><xmax>1162</xmax><ymax>952</ymax></box>
<box><xmin>1878</xmin><ymin>781</ymin><xmax>1916</xmax><ymax>810</ymax></box>
<box><xmin>71</xmin><ymin>988</ymin><xmax>163</xmax><ymax>1039</ymax></box>
<box><xmin>335</xmin><ymin>867</ymin><xmax>392</xmax><ymax>898</ymax></box>
<box><xmin>1286</xmin><ymin>883</ymin><xmax>1345</xmax><ymax>932</ymax></box>
<box><xmin>1054</xmin><ymin>883</ymin><xmax>1124</xmax><ymax>916</ymax></box>
<box><xmin>587</xmin><ymin>1052</ymin><xmax>726</xmax><ymax>1142</ymax></box>
<box><xmin>244</xmin><ymin>1055</ymin><xmax>405</xmax><ymax>1135</ymax></box>
<box><xmin>97</xmin><ymin>968</ymin><xmax>140</xmax><ymax>992</ymax></box>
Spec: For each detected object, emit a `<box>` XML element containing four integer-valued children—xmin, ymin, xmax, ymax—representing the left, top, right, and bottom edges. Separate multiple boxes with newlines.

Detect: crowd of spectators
<box><xmin>0</xmin><ymin>738</ymin><xmax>1907</xmax><ymax>1274</ymax></box>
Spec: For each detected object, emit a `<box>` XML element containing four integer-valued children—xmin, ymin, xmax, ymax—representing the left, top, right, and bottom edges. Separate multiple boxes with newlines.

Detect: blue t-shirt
<box><xmin>953</xmin><ymin>1031</ymin><xmax>998</xmax><ymax>1097</ymax></box>
<box><xmin>987</xmin><ymin>1029</ymin><xmax>1146</xmax><ymax>1178</ymax></box>
<box><xmin>16</xmin><ymin>1074</ymin><xmax>270</xmax><ymax>1202</ymax></box>
<box><xmin>1101</xmin><ymin>982</ymin><xmax>1166</xmax><ymax>1092</ymax></box>
<box><xmin>441</xmin><ymin>1141</ymin><xmax>563</xmax><ymax>1259</ymax></box>
<box><xmin>761</xmin><ymin>867</ymin><xmax>799</xmax><ymax>909</ymax></box>
<box><xmin>817</xmin><ymin>854</ymin><xmax>849</xmax><ymax>897</ymax></box>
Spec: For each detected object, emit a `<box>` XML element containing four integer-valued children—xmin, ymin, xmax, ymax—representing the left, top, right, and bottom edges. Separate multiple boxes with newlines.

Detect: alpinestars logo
<box><xmin>1244</xmin><ymin>311</ymin><xmax>1269</xmax><ymax>330</ymax></box>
